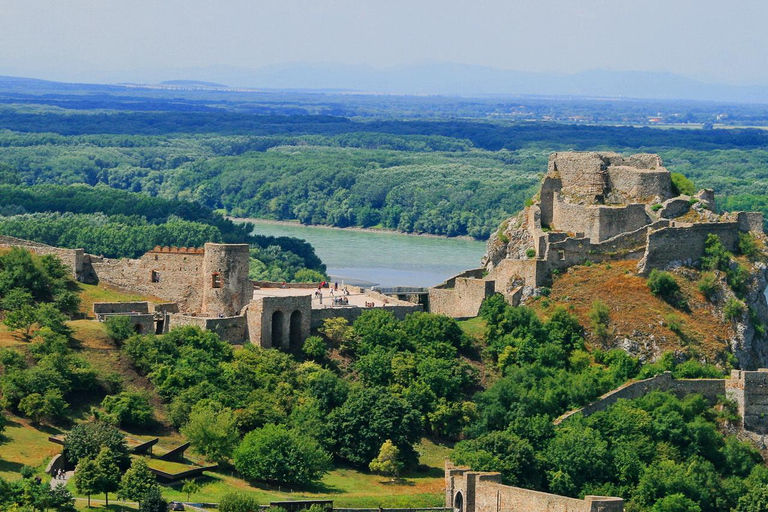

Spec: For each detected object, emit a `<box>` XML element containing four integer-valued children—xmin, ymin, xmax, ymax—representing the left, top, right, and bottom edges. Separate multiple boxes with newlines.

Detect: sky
<box><xmin>1</xmin><ymin>0</ymin><xmax>766</xmax><ymax>86</ymax></box>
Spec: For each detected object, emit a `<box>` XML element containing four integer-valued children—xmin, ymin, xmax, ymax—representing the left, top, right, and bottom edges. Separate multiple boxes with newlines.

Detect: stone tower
<box><xmin>201</xmin><ymin>243</ymin><xmax>252</xmax><ymax>317</ymax></box>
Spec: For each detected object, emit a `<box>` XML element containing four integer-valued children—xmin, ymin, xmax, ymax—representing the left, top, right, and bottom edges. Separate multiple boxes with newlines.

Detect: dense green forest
<box><xmin>0</xmin><ymin>101</ymin><xmax>767</xmax><ymax>238</ymax></box>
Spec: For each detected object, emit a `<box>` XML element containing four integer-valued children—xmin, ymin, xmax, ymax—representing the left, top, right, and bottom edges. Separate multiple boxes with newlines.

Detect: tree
<box><xmin>182</xmin><ymin>479</ymin><xmax>202</xmax><ymax>502</ymax></box>
<box><xmin>49</xmin><ymin>482</ymin><xmax>77</xmax><ymax>512</ymax></box>
<box><xmin>651</xmin><ymin>493</ymin><xmax>702</xmax><ymax>512</ymax></box>
<box><xmin>328</xmin><ymin>387</ymin><xmax>423</xmax><ymax>467</ymax></box>
<box><xmin>233</xmin><ymin>423</ymin><xmax>331</xmax><ymax>485</ymax></box>
<box><xmin>4</xmin><ymin>302</ymin><xmax>37</xmax><ymax>340</ymax></box>
<box><xmin>104</xmin><ymin>315</ymin><xmax>134</xmax><ymax>344</ymax></box>
<box><xmin>369</xmin><ymin>439</ymin><xmax>403</xmax><ymax>480</ymax></box>
<box><xmin>219</xmin><ymin>492</ymin><xmax>260</xmax><ymax>512</ymax></box>
<box><xmin>181</xmin><ymin>403</ymin><xmax>239</xmax><ymax>463</ymax></box>
<box><xmin>74</xmin><ymin>457</ymin><xmax>100</xmax><ymax>508</ymax></box>
<box><xmin>100</xmin><ymin>391</ymin><xmax>153</xmax><ymax>427</ymax></box>
<box><xmin>18</xmin><ymin>389</ymin><xmax>66</xmax><ymax>425</ymax></box>
<box><xmin>63</xmin><ymin>421</ymin><xmax>129</xmax><ymax>467</ymax></box>
<box><xmin>139</xmin><ymin>485</ymin><xmax>167</xmax><ymax>512</ymax></box>
<box><xmin>94</xmin><ymin>447</ymin><xmax>121</xmax><ymax>506</ymax></box>
<box><xmin>119</xmin><ymin>457</ymin><xmax>157</xmax><ymax>506</ymax></box>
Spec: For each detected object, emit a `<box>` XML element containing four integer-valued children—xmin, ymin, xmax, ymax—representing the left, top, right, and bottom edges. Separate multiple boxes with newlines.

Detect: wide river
<box><xmin>244</xmin><ymin>220</ymin><xmax>488</xmax><ymax>288</ymax></box>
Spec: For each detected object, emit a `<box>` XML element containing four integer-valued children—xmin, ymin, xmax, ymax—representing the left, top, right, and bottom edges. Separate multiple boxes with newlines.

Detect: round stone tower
<box><xmin>201</xmin><ymin>243</ymin><xmax>251</xmax><ymax>317</ymax></box>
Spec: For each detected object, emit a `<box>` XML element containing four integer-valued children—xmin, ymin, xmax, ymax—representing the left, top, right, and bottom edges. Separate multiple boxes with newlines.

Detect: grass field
<box><xmin>0</xmin><ymin>414</ymin><xmax>62</xmax><ymax>480</ymax></box>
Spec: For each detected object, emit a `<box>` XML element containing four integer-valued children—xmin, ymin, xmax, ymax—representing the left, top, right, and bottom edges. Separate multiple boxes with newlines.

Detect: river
<box><xmin>244</xmin><ymin>220</ymin><xmax>488</xmax><ymax>288</ymax></box>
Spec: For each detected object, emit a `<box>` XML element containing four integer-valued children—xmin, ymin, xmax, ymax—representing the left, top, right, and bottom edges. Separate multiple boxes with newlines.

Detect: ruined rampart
<box><xmin>429</xmin><ymin>277</ymin><xmax>495</xmax><ymax>319</ymax></box>
<box><xmin>167</xmin><ymin>313</ymin><xmax>248</xmax><ymax>344</ymax></box>
<box><xmin>0</xmin><ymin>235</ymin><xmax>85</xmax><ymax>280</ymax></box>
<box><xmin>726</xmin><ymin>370</ymin><xmax>768</xmax><ymax>434</ymax></box>
<box><xmin>638</xmin><ymin>222</ymin><xmax>741</xmax><ymax>274</ymax></box>
<box><xmin>555</xmin><ymin>372</ymin><xmax>726</xmax><ymax>424</ymax></box>
<box><xmin>90</xmin><ymin>246</ymin><xmax>205</xmax><ymax>313</ymax></box>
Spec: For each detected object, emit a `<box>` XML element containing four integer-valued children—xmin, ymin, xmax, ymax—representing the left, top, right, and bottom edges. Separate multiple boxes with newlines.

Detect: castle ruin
<box><xmin>430</xmin><ymin>151</ymin><xmax>764</xmax><ymax>318</ymax></box>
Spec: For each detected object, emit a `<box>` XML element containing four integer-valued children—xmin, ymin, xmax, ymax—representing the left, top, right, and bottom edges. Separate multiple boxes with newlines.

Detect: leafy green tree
<box><xmin>18</xmin><ymin>388</ymin><xmax>67</xmax><ymax>425</ymax></box>
<box><xmin>63</xmin><ymin>421</ymin><xmax>129</xmax><ymax>467</ymax></box>
<box><xmin>737</xmin><ymin>485</ymin><xmax>768</xmax><ymax>512</ymax></box>
<box><xmin>329</xmin><ymin>387</ymin><xmax>423</xmax><ymax>467</ymax></box>
<box><xmin>182</xmin><ymin>479</ymin><xmax>202</xmax><ymax>502</ymax></box>
<box><xmin>119</xmin><ymin>457</ymin><xmax>157</xmax><ymax>506</ymax></box>
<box><xmin>671</xmin><ymin>173</ymin><xmax>695</xmax><ymax>196</ymax></box>
<box><xmin>647</xmin><ymin>270</ymin><xmax>684</xmax><ymax>307</ymax></box>
<box><xmin>369</xmin><ymin>439</ymin><xmax>404</xmax><ymax>479</ymax></box>
<box><xmin>4</xmin><ymin>302</ymin><xmax>38</xmax><ymax>340</ymax></box>
<box><xmin>100</xmin><ymin>391</ymin><xmax>153</xmax><ymax>427</ymax></box>
<box><xmin>234</xmin><ymin>423</ymin><xmax>331</xmax><ymax>485</ymax></box>
<box><xmin>652</xmin><ymin>493</ymin><xmax>702</xmax><ymax>512</ymax></box>
<box><xmin>181</xmin><ymin>403</ymin><xmax>239</xmax><ymax>463</ymax></box>
<box><xmin>94</xmin><ymin>447</ymin><xmax>121</xmax><ymax>506</ymax></box>
<box><xmin>104</xmin><ymin>315</ymin><xmax>134</xmax><ymax>344</ymax></box>
<box><xmin>49</xmin><ymin>482</ymin><xmax>77</xmax><ymax>512</ymax></box>
<box><xmin>589</xmin><ymin>300</ymin><xmax>610</xmax><ymax>342</ymax></box>
<box><xmin>454</xmin><ymin>429</ymin><xmax>539</xmax><ymax>487</ymax></box>
<box><xmin>74</xmin><ymin>457</ymin><xmax>100</xmax><ymax>508</ymax></box>
<box><xmin>139</xmin><ymin>485</ymin><xmax>167</xmax><ymax>512</ymax></box>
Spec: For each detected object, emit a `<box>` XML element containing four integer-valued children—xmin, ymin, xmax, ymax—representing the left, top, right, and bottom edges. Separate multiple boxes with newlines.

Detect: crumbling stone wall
<box><xmin>727</xmin><ymin>370</ymin><xmax>768</xmax><ymax>434</ymax></box>
<box><xmin>167</xmin><ymin>313</ymin><xmax>248</xmax><ymax>344</ymax></box>
<box><xmin>637</xmin><ymin>222</ymin><xmax>741</xmax><ymax>274</ymax></box>
<box><xmin>429</xmin><ymin>277</ymin><xmax>495</xmax><ymax>319</ymax></box>
<box><xmin>90</xmin><ymin>246</ymin><xmax>205</xmax><ymax>312</ymax></box>
<box><xmin>554</xmin><ymin>372</ymin><xmax>726</xmax><ymax>424</ymax></box>
<box><xmin>0</xmin><ymin>235</ymin><xmax>85</xmax><ymax>281</ymax></box>
<box><xmin>446</xmin><ymin>462</ymin><xmax>623</xmax><ymax>512</ymax></box>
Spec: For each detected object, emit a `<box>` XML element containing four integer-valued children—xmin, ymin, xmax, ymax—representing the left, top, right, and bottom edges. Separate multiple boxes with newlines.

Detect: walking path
<box><xmin>49</xmin><ymin>470</ymin><xmax>73</xmax><ymax>488</ymax></box>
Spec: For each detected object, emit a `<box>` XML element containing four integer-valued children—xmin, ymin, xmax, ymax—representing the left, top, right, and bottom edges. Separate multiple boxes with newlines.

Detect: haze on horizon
<box><xmin>1</xmin><ymin>0</ymin><xmax>766</xmax><ymax>89</ymax></box>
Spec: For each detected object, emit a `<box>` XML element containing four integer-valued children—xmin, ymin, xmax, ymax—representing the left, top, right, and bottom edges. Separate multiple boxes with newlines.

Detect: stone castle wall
<box><xmin>446</xmin><ymin>463</ymin><xmax>623</xmax><ymax>512</ymax></box>
<box><xmin>727</xmin><ymin>370</ymin><xmax>768</xmax><ymax>434</ymax></box>
<box><xmin>201</xmin><ymin>243</ymin><xmax>251</xmax><ymax>317</ymax></box>
<box><xmin>554</xmin><ymin>372</ymin><xmax>726</xmax><ymax>424</ymax></box>
<box><xmin>429</xmin><ymin>277</ymin><xmax>495</xmax><ymax>319</ymax></box>
<box><xmin>167</xmin><ymin>313</ymin><xmax>248</xmax><ymax>344</ymax></box>
<box><xmin>0</xmin><ymin>235</ymin><xmax>85</xmax><ymax>281</ymax></box>
<box><xmin>638</xmin><ymin>222</ymin><xmax>742</xmax><ymax>274</ymax></box>
<box><xmin>90</xmin><ymin>246</ymin><xmax>205</xmax><ymax>312</ymax></box>
<box><xmin>310</xmin><ymin>303</ymin><xmax>422</xmax><ymax>329</ymax></box>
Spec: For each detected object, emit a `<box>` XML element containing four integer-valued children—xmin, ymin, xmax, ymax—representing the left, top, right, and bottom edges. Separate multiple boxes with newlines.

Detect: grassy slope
<box><xmin>0</xmin><ymin>284</ymin><xmax>451</xmax><ymax>507</ymax></box>
<box><xmin>527</xmin><ymin>260</ymin><xmax>733</xmax><ymax>362</ymax></box>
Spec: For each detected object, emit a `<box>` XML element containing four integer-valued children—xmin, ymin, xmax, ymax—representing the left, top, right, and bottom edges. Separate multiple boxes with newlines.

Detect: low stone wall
<box><xmin>167</xmin><ymin>313</ymin><xmax>248</xmax><ymax>344</ymax></box>
<box><xmin>446</xmin><ymin>462</ymin><xmax>623</xmax><ymax>512</ymax></box>
<box><xmin>727</xmin><ymin>370</ymin><xmax>768</xmax><ymax>434</ymax></box>
<box><xmin>310</xmin><ymin>303</ymin><xmax>422</xmax><ymax>329</ymax></box>
<box><xmin>93</xmin><ymin>301</ymin><xmax>149</xmax><ymax>316</ymax></box>
<box><xmin>555</xmin><ymin>372</ymin><xmax>726</xmax><ymax>424</ymax></box>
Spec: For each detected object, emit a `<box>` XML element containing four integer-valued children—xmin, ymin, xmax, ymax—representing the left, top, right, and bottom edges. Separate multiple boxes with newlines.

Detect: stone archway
<box><xmin>454</xmin><ymin>491</ymin><xmax>463</xmax><ymax>512</ymax></box>
<box><xmin>271</xmin><ymin>310</ymin><xmax>285</xmax><ymax>348</ymax></box>
<box><xmin>289</xmin><ymin>310</ymin><xmax>303</xmax><ymax>347</ymax></box>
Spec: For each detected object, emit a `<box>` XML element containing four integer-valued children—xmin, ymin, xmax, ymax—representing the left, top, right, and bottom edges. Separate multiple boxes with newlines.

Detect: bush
<box><xmin>664</xmin><ymin>314</ymin><xmax>683</xmax><ymax>334</ymax></box>
<box><xmin>739</xmin><ymin>232</ymin><xmax>759</xmax><ymax>259</ymax></box>
<box><xmin>233</xmin><ymin>423</ymin><xmax>331</xmax><ymax>485</ymax></box>
<box><xmin>220</xmin><ymin>493</ymin><xmax>261</xmax><ymax>512</ymax></box>
<box><xmin>104</xmin><ymin>316</ymin><xmax>134</xmax><ymax>344</ymax></box>
<box><xmin>303</xmin><ymin>336</ymin><xmax>326</xmax><ymax>361</ymax></box>
<box><xmin>697</xmin><ymin>272</ymin><xmax>718</xmax><ymax>300</ymax></box>
<box><xmin>181</xmin><ymin>404</ymin><xmax>239</xmax><ymax>463</ymax></box>
<box><xmin>651</xmin><ymin>203</ymin><xmax>663</xmax><ymax>211</ymax></box>
<box><xmin>724</xmin><ymin>298</ymin><xmax>747</xmax><ymax>322</ymax></box>
<box><xmin>99</xmin><ymin>391</ymin><xmax>153</xmax><ymax>427</ymax></box>
<box><xmin>526</xmin><ymin>248</ymin><xmax>536</xmax><ymax>258</ymax></box>
<box><xmin>671</xmin><ymin>172</ymin><xmax>695</xmax><ymax>196</ymax></box>
<box><xmin>589</xmin><ymin>300</ymin><xmax>610</xmax><ymax>342</ymax></box>
<box><xmin>647</xmin><ymin>270</ymin><xmax>685</xmax><ymax>307</ymax></box>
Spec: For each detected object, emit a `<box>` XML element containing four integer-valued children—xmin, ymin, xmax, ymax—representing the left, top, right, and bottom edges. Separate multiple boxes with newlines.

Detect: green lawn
<box><xmin>0</xmin><ymin>414</ymin><xmax>62</xmax><ymax>480</ymax></box>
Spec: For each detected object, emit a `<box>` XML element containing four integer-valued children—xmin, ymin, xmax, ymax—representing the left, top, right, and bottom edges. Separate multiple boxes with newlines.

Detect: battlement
<box><xmin>149</xmin><ymin>246</ymin><xmax>205</xmax><ymax>255</ymax></box>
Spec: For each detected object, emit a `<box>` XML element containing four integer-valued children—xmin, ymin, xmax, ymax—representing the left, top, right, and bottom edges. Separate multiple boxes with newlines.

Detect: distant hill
<box><xmin>159</xmin><ymin>79</ymin><xmax>229</xmax><ymax>88</ymax></box>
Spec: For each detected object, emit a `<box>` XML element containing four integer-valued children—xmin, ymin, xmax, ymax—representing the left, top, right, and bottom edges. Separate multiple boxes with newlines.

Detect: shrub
<box><xmin>702</xmin><ymin>234</ymin><xmax>731</xmax><ymax>272</ymax></box>
<box><xmin>671</xmin><ymin>172</ymin><xmax>695</xmax><ymax>196</ymax></box>
<box><xmin>664</xmin><ymin>314</ymin><xmax>683</xmax><ymax>334</ymax></box>
<box><xmin>651</xmin><ymin>203</ymin><xmax>663</xmax><ymax>212</ymax></box>
<box><xmin>220</xmin><ymin>493</ymin><xmax>261</xmax><ymax>512</ymax></box>
<box><xmin>181</xmin><ymin>404</ymin><xmax>239</xmax><ymax>463</ymax></box>
<box><xmin>724</xmin><ymin>298</ymin><xmax>747</xmax><ymax>322</ymax></box>
<box><xmin>99</xmin><ymin>391</ymin><xmax>153</xmax><ymax>427</ymax></box>
<box><xmin>647</xmin><ymin>270</ymin><xmax>684</xmax><ymax>307</ymax></box>
<box><xmin>697</xmin><ymin>272</ymin><xmax>718</xmax><ymax>300</ymax></box>
<box><xmin>739</xmin><ymin>232</ymin><xmax>759</xmax><ymax>259</ymax></box>
<box><xmin>303</xmin><ymin>336</ymin><xmax>326</xmax><ymax>361</ymax></box>
<box><xmin>104</xmin><ymin>316</ymin><xmax>134</xmax><ymax>344</ymax></box>
<box><xmin>526</xmin><ymin>248</ymin><xmax>536</xmax><ymax>258</ymax></box>
<box><xmin>589</xmin><ymin>300</ymin><xmax>610</xmax><ymax>342</ymax></box>
<box><xmin>538</xmin><ymin>286</ymin><xmax>551</xmax><ymax>297</ymax></box>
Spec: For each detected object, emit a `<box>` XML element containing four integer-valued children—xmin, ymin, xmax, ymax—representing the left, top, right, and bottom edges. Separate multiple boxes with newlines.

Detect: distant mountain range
<box><xmin>2</xmin><ymin>62</ymin><xmax>768</xmax><ymax>104</ymax></box>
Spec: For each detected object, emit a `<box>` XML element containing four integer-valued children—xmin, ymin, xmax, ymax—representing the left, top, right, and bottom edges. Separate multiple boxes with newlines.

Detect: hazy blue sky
<box><xmin>1</xmin><ymin>0</ymin><xmax>766</xmax><ymax>85</ymax></box>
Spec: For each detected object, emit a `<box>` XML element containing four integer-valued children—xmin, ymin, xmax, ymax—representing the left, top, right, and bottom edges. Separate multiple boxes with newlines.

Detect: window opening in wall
<box><xmin>154</xmin><ymin>255</ymin><xmax>158</xmax><ymax>261</ymax></box>
<box><xmin>212</xmin><ymin>273</ymin><xmax>222</xmax><ymax>288</ymax></box>
<box><xmin>151</xmin><ymin>270</ymin><xmax>160</xmax><ymax>283</ymax></box>
<box><xmin>558</xmin><ymin>250</ymin><xmax>565</xmax><ymax>261</ymax></box>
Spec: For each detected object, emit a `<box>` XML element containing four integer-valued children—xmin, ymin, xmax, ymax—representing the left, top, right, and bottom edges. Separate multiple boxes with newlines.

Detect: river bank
<box><xmin>235</xmin><ymin>218</ymin><xmax>487</xmax><ymax>288</ymax></box>
<box><xmin>229</xmin><ymin>217</ymin><xmax>484</xmax><ymax>242</ymax></box>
